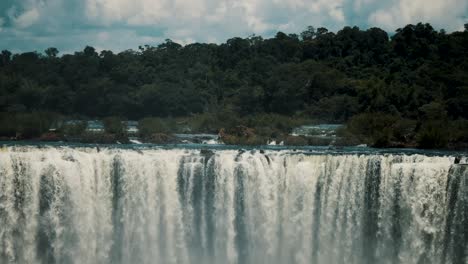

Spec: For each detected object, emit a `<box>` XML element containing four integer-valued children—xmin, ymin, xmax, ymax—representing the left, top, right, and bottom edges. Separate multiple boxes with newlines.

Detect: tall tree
<box><xmin>45</xmin><ymin>47</ymin><xmax>59</xmax><ymax>58</ymax></box>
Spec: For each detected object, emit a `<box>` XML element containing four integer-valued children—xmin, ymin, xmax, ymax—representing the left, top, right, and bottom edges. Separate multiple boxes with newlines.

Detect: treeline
<box><xmin>0</xmin><ymin>23</ymin><xmax>467</xmax><ymax>148</ymax></box>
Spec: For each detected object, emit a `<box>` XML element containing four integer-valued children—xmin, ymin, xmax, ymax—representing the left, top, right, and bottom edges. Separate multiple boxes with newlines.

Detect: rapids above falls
<box><xmin>0</xmin><ymin>146</ymin><xmax>467</xmax><ymax>264</ymax></box>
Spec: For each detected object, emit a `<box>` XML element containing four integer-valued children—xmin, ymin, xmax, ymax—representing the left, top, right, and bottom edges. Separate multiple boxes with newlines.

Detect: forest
<box><xmin>0</xmin><ymin>23</ymin><xmax>467</xmax><ymax>148</ymax></box>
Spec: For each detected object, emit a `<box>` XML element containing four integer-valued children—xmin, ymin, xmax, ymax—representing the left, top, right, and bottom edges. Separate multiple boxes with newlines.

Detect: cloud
<box><xmin>0</xmin><ymin>0</ymin><xmax>466</xmax><ymax>53</ymax></box>
<box><xmin>12</xmin><ymin>7</ymin><xmax>39</xmax><ymax>28</ymax></box>
<box><xmin>368</xmin><ymin>0</ymin><xmax>468</xmax><ymax>31</ymax></box>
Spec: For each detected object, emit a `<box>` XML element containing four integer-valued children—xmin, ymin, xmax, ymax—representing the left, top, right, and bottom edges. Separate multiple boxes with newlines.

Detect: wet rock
<box><xmin>40</xmin><ymin>132</ymin><xmax>62</xmax><ymax>142</ymax></box>
<box><xmin>147</xmin><ymin>133</ymin><xmax>178</xmax><ymax>144</ymax></box>
<box><xmin>283</xmin><ymin>135</ymin><xmax>308</xmax><ymax>146</ymax></box>
<box><xmin>219</xmin><ymin>126</ymin><xmax>266</xmax><ymax>146</ymax></box>
<box><xmin>200</xmin><ymin>149</ymin><xmax>214</xmax><ymax>157</ymax></box>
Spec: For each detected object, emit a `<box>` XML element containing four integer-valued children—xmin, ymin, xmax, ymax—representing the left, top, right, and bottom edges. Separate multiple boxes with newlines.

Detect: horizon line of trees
<box><xmin>1</xmin><ymin>22</ymin><xmax>467</xmax><ymax>148</ymax></box>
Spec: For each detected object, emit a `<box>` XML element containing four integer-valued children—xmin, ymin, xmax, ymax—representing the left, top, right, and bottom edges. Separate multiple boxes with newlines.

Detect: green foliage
<box><xmin>346</xmin><ymin>113</ymin><xmax>396</xmax><ymax>146</ymax></box>
<box><xmin>45</xmin><ymin>47</ymin><xmax>59</xmax><ymax>58</ymax></box>
<box><xmin>0</xmin><ymin>113</ymin><xmax>17</xmax><ymax>137</ymax></box>
<box><xmin>0</xmin><ymin>22</ymin><xmax>467</xmax><ymax>148</ymax></box>
<box><xmin>447</xmin><ymin>119</ymin><xmax>468</xmax><ymax>147</ymax></box>
<box><xmin>103</xmin><ymin>117</ymin><xmax>125</xmax><ymax>135</ymax></box>
<box><xmin>242</xmin><ymin>113</ymin><xmax>312</xmax><ymax>137</ymax></box>
<box><xmin>345</xmin><ymin>113</ymin><xmax>419</xmax><ymax>147</ymax></box>
<box><xmin>418</xmin><ymin>102</ymin><xmax>447</xmax><ymax>120</ymax></box>
<box><xmin>138</xmin><ymin>117</ymin><xmax>171</xmax><ymax>138</ymax></box>
<box><xmin>185</xmin><ymin>113</ymin><xmax>225</xmax><ymax>133</ymax></box>
<box><xmin>416</xmin><ymin>122</ymin><xmax>449</xmax><ymax>149</ymax></box>
<box><xmin>61</xmin><ymin>121</ymin><xmax>87</xmax><ymax>136</ymax></box>
<box><xmin>307</xmin><ymin>95</ymin><xmax>359</xmax><ymax>122</ymax></box>
<box><xmin>0</xmin><ymin>112</ymin><xmax>59</xmax><ymax>139</ymax></box>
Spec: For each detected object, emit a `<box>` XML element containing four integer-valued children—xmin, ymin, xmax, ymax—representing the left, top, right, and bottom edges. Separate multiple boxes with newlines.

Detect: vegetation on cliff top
<box><xmin>0</xmin><ymin>23</ymin><xmax>467</xmax><ymax>148</ymax></box>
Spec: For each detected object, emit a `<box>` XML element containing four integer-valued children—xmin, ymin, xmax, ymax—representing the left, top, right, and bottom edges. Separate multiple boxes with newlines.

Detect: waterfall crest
<box><xmin>0</xmin><ymin>147</ymin><xmax>466</xmax><ymax>264</ymax></box>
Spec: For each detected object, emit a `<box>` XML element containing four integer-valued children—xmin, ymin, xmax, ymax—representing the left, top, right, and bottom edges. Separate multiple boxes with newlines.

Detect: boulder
<box><xmin>40</xmin><ymin>132</ymin><xmax>62</xmax><ymax>142</ymax></box>
<box><xmin>148</xmin><ymin>133</ymin><xmax>177</xmax><ymax>144</ymax></box>
<box><xmin>219</xmin><ymin>126</ymin><xmax>265</xmax><ymax>145</ymax></box>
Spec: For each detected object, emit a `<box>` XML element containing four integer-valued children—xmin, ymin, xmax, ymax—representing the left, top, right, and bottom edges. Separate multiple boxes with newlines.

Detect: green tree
<box><xmin>0</xmin><ymin>23</ymin><xmax>466</xmax><ymax>148</ymax></box>
<box><xmin>300</xmin><ymin>26</ymin><xmax>316</xmax><ymax>40</ymax></box>
<box><xmin>1</xmin><ymin>50</ymin><xmax>12</xmax><ymax>66</ymax></box>
<box><xmin>138</xmin><ymin>117</ymin><xmax>170</xmax><ymax>139</ymax></box>
<box><xmin>103</xmin><ymin>117</ymin><xmax>125</xmax><ymax>134</ymax></box>
<box><xmin>61</xmin><ymin>120</ymin><xmax>87</xmax><ymax>136</ymax></box>
<box><xmin>45</xmin><ymin>47</ymin><xmax>59</xmax><ymax>58</ymax></box>
<box><xmin>84</xmin><ymin>46</ymin><xmax>98</xmax><ymax>57</ymax></box>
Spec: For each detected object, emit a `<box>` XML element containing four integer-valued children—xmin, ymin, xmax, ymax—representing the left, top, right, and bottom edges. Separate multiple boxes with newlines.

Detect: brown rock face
<box><xmin>148</xmin><ymin>133</ymin><xmax>177</xmax><ymax>144</ymax></box>
<box><xmin>219</xmin><ymin>126</ymin><xmax>265</xmax><ymax>145</ymax></box>
<box><xmin>40</xmin><ymin>132</ymin><xmax>62</xmax><ymax>142</ymax></box>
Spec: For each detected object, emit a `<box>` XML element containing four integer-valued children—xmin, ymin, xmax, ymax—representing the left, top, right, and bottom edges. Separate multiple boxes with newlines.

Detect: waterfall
<box><xmin>0</xmin><ymin>146</ymin><xmax>466</xmax><ymax>264</ymax></box>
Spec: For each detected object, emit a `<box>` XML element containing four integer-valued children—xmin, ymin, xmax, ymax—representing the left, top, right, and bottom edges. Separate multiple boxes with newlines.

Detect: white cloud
<box><xmin>329</xmin><ymin>6</ymin><xmax>345</xmax><ymax>22</ymax></box>
<box><xmin>86</xmin><ymin>0</ymin><xmax>168</xmax><ymax>25</ymax></box>
<box><xmin>79</xmin><ymin>0</ymin><xmax>350</xmax><ymax>39</ymax></box>
<box><xmin>368</xmin><ymin>0</ymin><xmax>467</xmax><ymax>31</ymax></box>
<box><xmin>354</xmin><ymin>0</ymin><xmax>374</xmax><ymax>11</ymax></box>
<box><xmin>13</xmin><ymin>7</ymin><xmax>39</xmax><ymax>28</ymax></box>
<box><xmin>0</xmin><ymin>0</ymin><xmax>466</xmax><ymax>52</ymax></box>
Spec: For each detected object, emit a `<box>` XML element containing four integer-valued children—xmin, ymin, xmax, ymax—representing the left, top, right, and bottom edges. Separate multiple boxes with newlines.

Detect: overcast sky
<box><xmin>0</xmin><ymin>0</ymin><xmax>467</xmax><ymax>54</ymax></box>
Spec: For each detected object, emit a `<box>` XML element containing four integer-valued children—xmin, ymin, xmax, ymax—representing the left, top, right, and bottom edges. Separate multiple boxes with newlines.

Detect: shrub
<box><xmin>103</xmin><ymin>117</ymin><xmax>125</xmax><ymax>135</ymax></box>
<box><xmin>0</xmin><ymin>111</ymin><xmax>59</xmax><ymax>139</ymax></box>
<box><xmin>345</xmin><ymin>112</ymin><xmax>417</xmax><ymax>147</ymax></box>
<box><xmin>138</xmin><ymin>117</ymin><xmax>170</xmax><ymax>138</ymax></box>
<box><xmin>346</xmin><ymin>113</ymin><xmax>399</xmax><ymax>145</ymax></box>
<box><xmin>416</xmin><ymin>122</ymin><xmax>448</xmax><ymax>149</ymax></box>
<box><xmin>0</xmin><ymin>113</ymin><xmax>16</xmax><ymax>137</ymax></box>
<box><xmin>61</xmin><ymin>121</ymin><xmax>87</xmax><ymax>136</ymax></box>
<box><xmin>447</xmin><ymin>119</ymin><xmax>468</xmax><ymax>143</ymax></box>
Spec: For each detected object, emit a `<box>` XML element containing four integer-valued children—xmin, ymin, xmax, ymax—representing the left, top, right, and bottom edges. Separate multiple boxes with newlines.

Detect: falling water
<box><xmin>0</xmin><ymin>146</ymin><xmax>466</xmax><ymax>264</ymax></box>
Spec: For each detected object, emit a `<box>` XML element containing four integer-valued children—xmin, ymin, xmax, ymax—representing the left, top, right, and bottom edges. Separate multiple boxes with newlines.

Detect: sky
<box><xmin>0</xmin><ymin>0</ymin><xmax>467</xmax><ymax>54</ymax></box>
